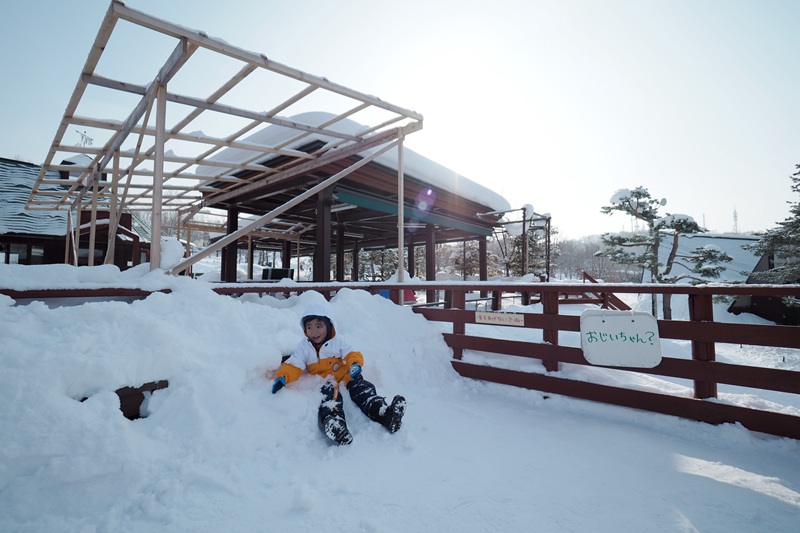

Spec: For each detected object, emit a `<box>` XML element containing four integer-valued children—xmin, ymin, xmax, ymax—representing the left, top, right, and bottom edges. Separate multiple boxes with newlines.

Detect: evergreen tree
<box><xmin>362</xmin><ymin>248</ymin><xmax>398</xmax><ymax>281</ymax></box>
<box><xmin>450</xmin><ymin>240</ymin><xmax>481</xmax><ymax>279</ymax></box>
<box><xmin>744</xmin><ymin>165</ymin><xmax>800</xmax><ymax>306</ymax></box>
<box><xmin>496</xmin><ymin>222</ymin><xmax>558</xmax><ymax>278</ymax></box>
<box><xmin>598</xmin><ymin>187</ymin><xmax>732</xmax><ymax>318</ymax></box>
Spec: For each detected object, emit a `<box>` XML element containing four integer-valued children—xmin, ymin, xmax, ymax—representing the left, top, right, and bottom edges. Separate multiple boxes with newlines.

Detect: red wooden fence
<box><xmin>405</xmin><ymin>282</ymin><xmax>800</xmax><ymax>440</ymax></box>
<box><xmin>4</xmin><ymin>281</ymin><xmax>800</xmax><ymax>439</ymax></box>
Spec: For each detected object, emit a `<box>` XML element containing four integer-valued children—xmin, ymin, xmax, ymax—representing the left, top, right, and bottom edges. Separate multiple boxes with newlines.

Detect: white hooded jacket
<box><xmin>276</xmin><ymin>301</ymin><xmax>364</xmax><ymax>385</ymax></box>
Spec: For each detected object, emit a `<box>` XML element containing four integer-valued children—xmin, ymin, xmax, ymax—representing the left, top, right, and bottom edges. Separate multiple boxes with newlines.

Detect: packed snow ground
<box><xmin>1</xmin><ymin>262</ymin><xmax>800</xmax><ymax>533</ymax></box>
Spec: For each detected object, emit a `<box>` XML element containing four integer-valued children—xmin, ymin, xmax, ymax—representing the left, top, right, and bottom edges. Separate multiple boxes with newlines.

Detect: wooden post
<box><xmin>87</xmin><ymin>169</ymin><xmax>99</xmax><ymax>266</ymax></box>
<box><xmin>397</xmin><ymin>136</ymin><xmax>405</xmax><ymax>282</ymax></box>
<box><xmin>425</xmin><ymin>223</ymin><xmax>436</xmax><ymax>304</ymax></box>
<box><xmin>407</xmin><ymin>237</ymin><xmax>415</xmax><ymax>279</ymax></box>
<box><xmin>397</xmin><ymin>136</ymin><xmax>406</xmax><ymax>283</ymax></box>
<box><xmin>479</xmin><ymin>236</ymin><xmax>488</xmax><ymax>297</ymax></box>
<box><xmin>247</xmin><ymin>235</ymin><xmax>254</xmax><ymax>280</ymax></box>
<box><xmin>389</xmin><ymin>289</ymin><xmax>402</xmax><ymax>305</ymax></box>
<box><xmin>521</xmin><ymin>291</ymin><xmax>531</xmax><ymax>306</ymax></box>
<box><xmin>315</xmin><ymin>189</ymin><xmax>332</xmax><ymax>282</ymax></box>
<box><xmin>282</xmin><ymin>240</ymin><xmax>292</xmax><ymax>270</ymax></box>
<box><xmin>150</xmin><ymin>82</ymin><xmax>165</xmax><ymax>271</ymax></box>
<box><xmin>222</xmin><ymin>207</ymin><xmax>238</xmax><ymax>282</ymax></box>
<box><xmin>689</xmin><ymin>293</ymin><xmax>718</xmax><ymax>399</ymax></box>
<box><xmin>491</xmin><ymin>290</ymin><xmax>502</xmax><ymax>311</ymax></box>
<box><xmin>72</xmin><ymin>206</ymin><xmax>81</xmax><ymax>266</ymax></box>
<box><xmin>336</xmin><ymin>224</ymin><xmax>345</xmax><ymax>282</ymax></box>
<box><xmin>105</xmin><ymin>150</ymin><xmax>120</xmax><ymax>265</ymax></box>
<box><xmin>451</xmin><ymin>288</ymin><xmax>466</xmax><ymax>359</ymax></box>
<box><xmin>521</xmin><ymin>205</ymin><xmax>529</xmax><ymax>276</ymax></box>
<box><xmin>185</xmin><ymin>224</ymin><xmax>192</xmax><ymax>276</ymax></box>
<box><xmin>351</xmin><ymin>239</ymin><xmax>361</xmax><ymax>281</ymax></box>
<box><xmin>542</xmin><ymin>290</ymin><xmax>559</xmax><ymax>372</ymax></box>
<box><xmin>64</xmin><ymin>210</ymin><xmax>72</xmax><ymax>265</ymax></box>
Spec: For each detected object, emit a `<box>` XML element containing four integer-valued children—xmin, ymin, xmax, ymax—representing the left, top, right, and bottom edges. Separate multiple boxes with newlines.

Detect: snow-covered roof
<box><xmin>643</xmin><ymin>232</ymin><xmax>762</xmax><ymax>283</ymax></box>
<box><xmin>0</xmin><ymin>158</ymin><xmax>67</xmax><ymax>236</ymax></box>
<box><xmin>0</xmin><ymin>157</ymin><xmax>154</xmax><ymax>242</ymax></box>
<box><xmin>196</xmin><ymin>111</ymin><xmax>510</xmax><ymax>213</ymax></box>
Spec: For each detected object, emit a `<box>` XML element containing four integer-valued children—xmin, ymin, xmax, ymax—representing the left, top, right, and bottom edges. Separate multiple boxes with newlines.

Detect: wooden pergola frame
<box><xmin>26</xmin><ymin>0</ymin><xmax>423</xmax><ymax>276</ymax></box>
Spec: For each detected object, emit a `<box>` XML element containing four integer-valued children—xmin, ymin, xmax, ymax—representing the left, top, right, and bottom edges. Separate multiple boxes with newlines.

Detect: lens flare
<box><xmin>413</xmin><ymin>188</ymin><xmax>436</xmax><ymax>219</ymax></box>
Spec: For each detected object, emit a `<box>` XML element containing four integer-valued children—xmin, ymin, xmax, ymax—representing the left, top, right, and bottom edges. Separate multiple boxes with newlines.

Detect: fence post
<box><xmin>389</xmin><ymin>288</ymin><xmax>402</xmax><ymax>305</ymax></box>
<box><xmin>521</xmin><ymin>290</ymin><xmax>531</xmax><ymax>306</ymax></box>
<box><xmin>447</xmin><ymin>288</ymin><xmax>466</xmax><ymax>360</ymax></box>
<box><xmin>688</xmin><ymin>293</ymin><xmax>717</xmax><ymax>399</ymax></box>
<box><xmin>491</xmin><ymin>290</ymin><xmax>502</xmax><ymax>311</ymax></box>
<box><xmin>542</xmin><ymin>290</ymin><xmax>559</xmax><ymax>372</ymax></box>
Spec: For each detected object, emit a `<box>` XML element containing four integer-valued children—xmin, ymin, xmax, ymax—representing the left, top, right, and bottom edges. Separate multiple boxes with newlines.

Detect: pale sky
<box><xmin>2</xmin><ymin>0</ymin><xmax>798</xmax><ymax>239</ymax></box>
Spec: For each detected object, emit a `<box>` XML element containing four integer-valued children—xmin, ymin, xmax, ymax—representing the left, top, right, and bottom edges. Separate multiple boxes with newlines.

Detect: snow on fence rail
<box><xmin>3</xmin><ymin>282</ymin><xmax>800</xmax><ymax>440</ymax></box>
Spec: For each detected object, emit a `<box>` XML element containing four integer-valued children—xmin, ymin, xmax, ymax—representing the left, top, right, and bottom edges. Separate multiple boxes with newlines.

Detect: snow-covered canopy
<box><xmin>197</xmin><ymin>111</ymin><xmax>510</xmax><ymax>214</ymax></box>
<box><xmin>642</xmin><ymin>233</ymin><xmax>762</xmax><ymax>283</ymax></box>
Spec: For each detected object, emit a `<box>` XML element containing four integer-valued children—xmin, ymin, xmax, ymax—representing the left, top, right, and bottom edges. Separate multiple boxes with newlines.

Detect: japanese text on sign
<box><xmin>475</xmin><ymin>311</ymin><xmax>525</xmax><ymax>327</ymax></box>
<box><xmin>583</xmin><ymin>330</ymin><xmax>657</xmax><ymax>345</ymax></box>
<box><xmin>579</xmin><ymin>309</ymin><xmax>662</xmax><ymax>368</ymax></box>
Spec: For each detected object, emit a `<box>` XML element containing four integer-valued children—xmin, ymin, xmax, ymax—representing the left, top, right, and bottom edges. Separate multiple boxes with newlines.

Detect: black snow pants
<box><xmin>318</xmin><ymin>374</ymin><xmax>384</xmax><ymax>423</ymax></box>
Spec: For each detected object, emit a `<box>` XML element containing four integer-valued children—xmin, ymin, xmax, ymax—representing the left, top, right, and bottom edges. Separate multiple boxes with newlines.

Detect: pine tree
<box><xmin>744</xmin><ymin>165</ymin><xmax>800</xmax><ymax>306</ymax></box>
<box><xmin>598</xmin><ymin>187</ymin><xmax>732</xmax><ymax>318</ymax></box>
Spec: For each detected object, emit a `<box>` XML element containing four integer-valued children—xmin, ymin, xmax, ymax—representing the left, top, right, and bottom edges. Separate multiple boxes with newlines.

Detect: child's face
<box><xmin>305</xmin><ymin>318</ymin><xmax>328</xmax><ymax>344</ymax></box>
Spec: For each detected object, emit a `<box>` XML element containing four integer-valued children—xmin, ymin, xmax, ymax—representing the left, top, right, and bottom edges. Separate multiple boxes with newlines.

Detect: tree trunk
<box><xmin>663</xmin><ymin>292</ymin><xmax>673</xmax><ymax>320</ymax></box>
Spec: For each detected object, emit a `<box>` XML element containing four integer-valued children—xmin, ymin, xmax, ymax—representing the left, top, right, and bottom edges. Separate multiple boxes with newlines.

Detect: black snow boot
<box><xmin>369</xmin><ymin>395</ymin><xmax>406</xmax><ymax>434</ymax></box>
<box><xmin>319</xmin><ymin>413</ymin><xmax>353</xmax><ymax>445</ymax></box>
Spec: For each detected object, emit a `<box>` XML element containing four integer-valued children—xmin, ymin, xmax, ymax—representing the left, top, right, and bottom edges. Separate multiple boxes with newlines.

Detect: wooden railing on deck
<box><xmin>408</xmin><ymin>282</ymin><xmax>800</xmax><ymax>440</ymax></box>
<box><xmin>580</xmin><ymin>271</ymin><xmax>631</xmax><ymax>310</ymax></box>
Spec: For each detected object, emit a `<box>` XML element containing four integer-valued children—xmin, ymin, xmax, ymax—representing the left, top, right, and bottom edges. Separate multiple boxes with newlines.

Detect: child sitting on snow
<box><xmin>271</xmin><ymin>301</ymin><xmax>406</xmax><ymax>445</ymax></box>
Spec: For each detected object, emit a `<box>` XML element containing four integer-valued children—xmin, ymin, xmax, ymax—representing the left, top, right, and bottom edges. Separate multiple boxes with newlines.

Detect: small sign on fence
<box><xmin>475</xmin><ymin>311</ymin><xmax>525</xmax><ymax>327</ymax></box>
<box><xmin>579</xmin><ymin>309</ymin><xmax>662</xmax><ymax>368</ymax></box>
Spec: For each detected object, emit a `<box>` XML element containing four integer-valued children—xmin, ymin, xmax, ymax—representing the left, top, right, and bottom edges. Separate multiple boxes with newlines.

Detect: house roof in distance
<box><xmin>0</xmin><ymin>158</ymin><xmax>67</xmax><ymax>237</ymax></box>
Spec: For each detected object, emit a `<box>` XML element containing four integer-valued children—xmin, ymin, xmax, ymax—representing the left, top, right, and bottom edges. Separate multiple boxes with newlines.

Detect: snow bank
<box><xmin>1</xmin><ymin>264</ymin><xmax>799</xmax><ymax>532</ymax></box>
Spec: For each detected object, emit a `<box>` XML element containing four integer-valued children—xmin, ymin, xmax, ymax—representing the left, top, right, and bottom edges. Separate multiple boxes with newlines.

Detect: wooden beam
<box><xmin>111</xmin><ymin>0</ymin><xmax>423</xmax><ymax>122</ymax></box>
<box><xmin>99</xmin><ymin>39</ymin><xmax>194</xmax><ymax>170</ymax></box>
<box><xmin>82</xmin><ymin>73</ymin><xmax>360</xmax><ymax>143</ymax></box>
<box><xmin>29</xmin><ymin>0</ymin><xmax>119</xmax><ymax>210</ymax></box>
<box><xmin>68</xmin><ymin>112</ymin><xmax>314</xmax><ymax>162</ymax></box>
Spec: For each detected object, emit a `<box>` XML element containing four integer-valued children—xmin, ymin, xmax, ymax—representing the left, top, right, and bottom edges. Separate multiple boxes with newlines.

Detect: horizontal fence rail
<box><xmin>4</xmin><ymin>281</ymin><xmax>800</xmax><ymax>439</ymax></box>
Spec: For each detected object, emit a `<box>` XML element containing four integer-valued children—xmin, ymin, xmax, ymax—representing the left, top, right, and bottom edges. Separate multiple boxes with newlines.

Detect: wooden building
<box><xmin>728</xmin><ymin>253</ymin><xmax>800</xmax><ymax>325</ymax></box>
<box><xmin>193</xmin><ymin>111</ymin><xmax>510</xmax><ymax>283</ymax></box>
<box><xmin>1</xmin><ymin>157</ymin><xmax>149</xmax><ymax>269</ymax></box>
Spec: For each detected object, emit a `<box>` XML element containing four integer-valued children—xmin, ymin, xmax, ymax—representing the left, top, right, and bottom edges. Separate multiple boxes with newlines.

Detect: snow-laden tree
<box><xmin>597</xmin><ymin>187</ymin><xmax>732</xmax><ymax>319</ymax></box>
<box><xmin>450</xmin><ymin>240</ymin><xmax>482</xmax><ymax>279</ymax></box>
<box><xmin>744</xmin><ymin>165</ymin><xmax>800</xmax><ymax>307</ymax></box>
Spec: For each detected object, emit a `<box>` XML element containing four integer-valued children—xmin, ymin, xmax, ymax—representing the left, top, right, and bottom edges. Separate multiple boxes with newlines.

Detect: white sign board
<box><xmin>475</xmin><ymin>311</ymin><xmax>525</xmax><ymax>327</ymax></box>
<box><xmin>579</xmin><ymin>309</ymin><xmax>662</xmax><ymax>368</ymax></box>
